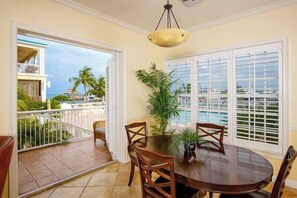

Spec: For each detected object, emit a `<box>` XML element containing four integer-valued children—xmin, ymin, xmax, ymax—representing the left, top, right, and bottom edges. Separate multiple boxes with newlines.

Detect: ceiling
<box><xmin>55</xmin><ymin>0</ymin><xmax>295</xmax><ymax>33</ymax></box>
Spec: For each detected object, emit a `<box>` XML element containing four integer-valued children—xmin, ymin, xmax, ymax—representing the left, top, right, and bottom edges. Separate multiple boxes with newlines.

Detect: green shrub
<box><xmin>17</xmin><ymin>117</ymin><xmax>72</xmax><ymax>150</ymax></box>
<box><xmin>52</xmin><ymin>95</ymin><xmax>69</xmax><ymax>101</ymax></box>
<box><xmin>51</xmin><ymin>100</ymin><xmax>61</xmax><ymax>109</ymax></box>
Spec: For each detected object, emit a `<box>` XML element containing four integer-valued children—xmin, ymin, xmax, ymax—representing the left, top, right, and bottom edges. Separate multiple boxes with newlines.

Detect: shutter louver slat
<box><xmin>167</xmin><ymin>61</ymin><xmax>192</xmax><ymax>129</ymax></box>
<box><xmin>196</xmin><ymin>53</ymin><xmax>229</xmax><ymax>134</ymax></box>
<box><xmin>234</xmin><ymin>43</ymin><xmax>280</xmax><ymax>147</ymax></box>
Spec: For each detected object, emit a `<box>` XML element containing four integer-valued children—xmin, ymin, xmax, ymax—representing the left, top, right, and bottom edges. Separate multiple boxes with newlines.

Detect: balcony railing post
<box><xmin>60</xmin><ymin>110</ymin><xmax>63</xmax><ymax>144</ymax></box>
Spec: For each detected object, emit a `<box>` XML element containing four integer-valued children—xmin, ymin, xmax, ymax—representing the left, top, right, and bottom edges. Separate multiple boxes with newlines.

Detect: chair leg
<box><xmin>209</xmin><ymin>192</ymin><xmax>213</xmax><ymax>198</ymax></box>
<box><xmin>128</xmin><ymin>161</ymin><xmax>135</xmax><ymax>186</ymax></box>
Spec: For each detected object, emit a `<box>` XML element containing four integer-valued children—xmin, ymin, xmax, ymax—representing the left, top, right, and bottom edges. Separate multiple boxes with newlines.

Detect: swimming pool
<box><xmin>171</xmin><ymin>110</ymin><xmax>228</xmax><ymax>125</ymax></box>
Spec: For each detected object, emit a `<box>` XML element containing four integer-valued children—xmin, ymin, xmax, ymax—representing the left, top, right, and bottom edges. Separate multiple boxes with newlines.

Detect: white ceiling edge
<box><xmin>51</xmin><ymin>0</ymin><xmax>297</xmax><ymax>35</ymax></box>
<box><xmin>51</xmin><ymin>0</ymin><xmax>149</xmax><ymax>35</ymax></box>
<box><xmin>188</xmin><ymin>0</ymin><xmax>297</xmax><ymax>32</ymax></box>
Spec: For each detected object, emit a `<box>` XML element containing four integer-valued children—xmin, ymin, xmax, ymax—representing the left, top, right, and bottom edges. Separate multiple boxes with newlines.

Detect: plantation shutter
<box><xmin>233</xmin><ymin>42</ymin><xmax>282</xmax><ymax>153</ymax></box>
<box><xmin>166</xmin><ymin>58</ymin><xmax>192</xmax><ymax>129</ymax></box>
<box><xmin>195</xmin><ymin>51</ymin><xmax>229</xmax><ymax>134</ymax></box>
<box><xmin>105</xmin><ymin>55</ymin><xmax>115</xmax><ymax>154</ymax></box>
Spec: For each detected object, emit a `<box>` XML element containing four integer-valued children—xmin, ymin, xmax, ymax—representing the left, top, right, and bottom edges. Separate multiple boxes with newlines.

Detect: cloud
<box><xmin>18</xmin><ymin>35</ymin><xmax>112</xmax><ymax>96</ymax></box>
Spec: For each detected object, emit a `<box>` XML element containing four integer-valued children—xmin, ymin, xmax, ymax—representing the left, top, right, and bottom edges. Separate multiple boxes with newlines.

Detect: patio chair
<box><xmin>220</xmin><ymin>145</ymin><xmax>297</xmax><ymax>198</ymax></box>
<box><xmin>0</xmin><ymin>136</ymin><xmax>14</xmax><ymax>197</ymax></box>
<box><xmin>93</xmin><ymin>120</ymin><xmax>106</xmax><ymax>145</ymax></box>
<box><xmin>134</xmin><ymin>146</ymin><xmax>199</xmax><ymax>198</ymax></box>
<box><xmin>125</xmin><ymin>122</ymin><xmax>148</xmax><ymax>186</ymax></box>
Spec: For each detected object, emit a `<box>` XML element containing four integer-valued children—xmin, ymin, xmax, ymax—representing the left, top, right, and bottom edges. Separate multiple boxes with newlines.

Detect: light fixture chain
<box><xmin>167</xmin><ymin>8</ymin><xmax>171</xmax><ymax>28</ymax></box>
<box><xmin>155</xmin><ymin>8</ymin><xmax>167</xmax><ymax>31</ymax></box>
<box><xmin>170</xmin><ymin>9</ymin><xmax>180</xmax><ymax>29</ymax></box>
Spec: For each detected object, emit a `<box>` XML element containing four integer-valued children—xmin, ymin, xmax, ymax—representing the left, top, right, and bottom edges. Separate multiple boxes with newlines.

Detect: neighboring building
<box><xmin>17</xmin><ymin>39</ymin><xmax>47</xmax><ymax>102</ymax></box>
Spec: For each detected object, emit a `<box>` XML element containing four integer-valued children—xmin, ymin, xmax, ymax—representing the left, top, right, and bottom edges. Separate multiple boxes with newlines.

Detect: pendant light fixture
<box><xmin>147</xmin><ymin>0</ymin><xmax>190</xmax><ymax>47</ymax></box>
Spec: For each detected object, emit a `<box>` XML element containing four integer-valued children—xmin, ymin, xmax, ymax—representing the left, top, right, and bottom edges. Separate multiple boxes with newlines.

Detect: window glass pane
<box><xmin>196</xmin><ymin>55</ymin><xmax>229</xmax><ymax>133</ymax></box>
<box><xmin>167</xmin><ymin>61</ymin><xmax>191</xmax><ymax>128</ymax></box>
<box><xmin>234</xmin><ymin>45</ymin><xmax>280</xmax><ymax>146</ymax></box>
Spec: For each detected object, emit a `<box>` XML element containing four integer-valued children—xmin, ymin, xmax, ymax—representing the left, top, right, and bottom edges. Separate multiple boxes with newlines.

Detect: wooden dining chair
<box><xmin>125</xmin><ymin>122</ymin><xmax>148</xmax><ymax>186</ymax></box>
<box><xmin>134</xmin><ymin>146</ymin><xmax>198</xmax><ymax>198</ymax></box>
<box><xmin>196</xmin><ymin>122</ymin><xmax>225</xmax><ymax>152</ymax></box>
<box><xmin>0</xmin><ymin>136</ymin><xmax>14</xmax><ymax>197</ymax></box>
<box><xmin>220</xmin><ymin>145</ymin><xmax>297</xmax><ymax>198</ymax></box>
<box><xmin>196</xmin><ymin>122</ymin><xmax>225</xmax><ymax>198</ymax></box>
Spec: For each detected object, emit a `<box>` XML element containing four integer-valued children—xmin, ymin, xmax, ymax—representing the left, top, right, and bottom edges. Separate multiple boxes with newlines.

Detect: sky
<box><xmin>18</xmin><ymin>35</ymin><xmax>112</xmax><ymax>98</ymax></box>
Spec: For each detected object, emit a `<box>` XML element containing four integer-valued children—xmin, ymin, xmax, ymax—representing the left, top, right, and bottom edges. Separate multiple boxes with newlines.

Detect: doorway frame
<box><xmin>10</xmin><ymin>21</ymin><xmax>128</xmax><ymax>197</ymax></box>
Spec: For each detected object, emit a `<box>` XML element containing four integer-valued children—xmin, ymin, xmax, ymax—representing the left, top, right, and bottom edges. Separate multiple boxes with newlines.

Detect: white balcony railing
<box><xmin>17</xmin><ymin>63</ymin><xmax>40</xmax><ymax>74</ymax></box>
<box><xmin>17</xmin><ymin>106</ymin><xmax>105</xmax><ymax>152</ymax></box>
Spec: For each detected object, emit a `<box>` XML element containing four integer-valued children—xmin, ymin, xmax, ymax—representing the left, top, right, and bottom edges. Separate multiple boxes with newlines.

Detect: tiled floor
<box><xmin>18</xmin><ymin>137</ymin><xmax>112</xmax><ymax>196</ymax></box>
<box><xmin>30</xmin><ymin>161</ymin><xmax>297</xmax><ymax>198</ymax></box>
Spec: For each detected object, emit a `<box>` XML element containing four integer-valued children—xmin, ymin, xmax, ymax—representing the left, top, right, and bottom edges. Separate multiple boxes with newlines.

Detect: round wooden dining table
<box><xmin>133</xmin><ymin>135</ymin><xmax>273</xmax><ymax>194</ymax></box>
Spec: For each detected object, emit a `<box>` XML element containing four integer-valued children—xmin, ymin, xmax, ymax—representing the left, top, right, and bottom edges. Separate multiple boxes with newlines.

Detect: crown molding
<box><xmin>51</xmin><ymin>0</ymin><xmax>149</xmax><ymax>35</ymax></box>
<box><xmin>51</xmin><ymin>0</ymin><xmax>297</xmax><ymax>35</ymax></box>
<box><xmin>187</xmin><ymin>0</ymin><xmax>297</xmax><ymax>32</ymax></box>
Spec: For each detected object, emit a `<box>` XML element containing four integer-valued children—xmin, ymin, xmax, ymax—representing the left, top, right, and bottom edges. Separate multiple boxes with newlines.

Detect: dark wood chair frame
<box><xmin>196</xmin><ymin>122</ymin><xmax>225</xmax><ymax>152</ymax></box>
<box><xmin>220</xmin><ymin>145</ymin><xmax>297</xmax><ymax>198</ymax></box>
<box><xmin>93</xmin><ymin>120</ymin><xmax>106</xmax><ymax>145</ymax></box>
<box><xmin>196</xmin><ymin>122</ymin><xmax>225</xmax><ymax>198</ymax></box>
<box><xmin>135</xmin><ymin>146</ymin><xmax>176</xmax><ymax>198</ymax></box>
<box><xmin>125</xmin><ymin>122</ymin><xmax>148</xmax><ymax>186</ymax></box>
<box><xmin>0</xmin><ymin>136</ymin><xmax>14</xmax><ymax>197</ymax></box>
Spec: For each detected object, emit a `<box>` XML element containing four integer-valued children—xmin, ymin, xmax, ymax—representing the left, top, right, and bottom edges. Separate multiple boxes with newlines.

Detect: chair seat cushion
<box><xmin>155</xmin><ymin>177</ymin><xmax>198</xmax><ymax>198</ymax></box>
<box><xmin>220</xmin><ymin>190</ymin><xmax>270</xmax><ymax>198</ymax></box>
<box><xmin>95</xmin><ymin>127</ymin><xmax>105</xmax><ymax>134</ymax></box>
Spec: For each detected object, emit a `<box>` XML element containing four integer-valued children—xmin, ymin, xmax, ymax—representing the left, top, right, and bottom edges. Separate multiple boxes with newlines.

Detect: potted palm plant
<box><xmin>136</xmin><ymin>63</ymin><xmax>181</xmax><ymax>135</ymax></box>
<box><xmin>170</xmin><ymin>127</ymin><xmax>201</xmax><ymax>163</ymax></box>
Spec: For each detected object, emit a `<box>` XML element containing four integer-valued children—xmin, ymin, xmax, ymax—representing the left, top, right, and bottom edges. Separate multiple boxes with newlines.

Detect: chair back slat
<box><xmin>271</xmin><ymin>145</ymin><xmax>297</xmax><ymax>198</ymax></box>
<box><xmin>135</xmin><ymin>146</ymin><xmax>176</xmax><ymax>198</ymax></box>
<box><xmin>125</xmin><ymin>122</ymin><xmax>148</xmax><ymax>147</ymax></box>
<box><xmin>196</xmin><ymin>123</ymin><xmax>225</xmax><ymax>152</ymax></box>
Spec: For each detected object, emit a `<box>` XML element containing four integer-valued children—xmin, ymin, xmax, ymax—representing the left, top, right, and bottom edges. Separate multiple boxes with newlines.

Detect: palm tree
<box><xmin>68</xmin><ymin>66</ymin><xmax>94</xmax><ymax>96</ymax></box>
<box><xmin>87</xmin><ymin>75</ymin><xmax>105</xmax><ymax>99</ymax></box>
<box><xmin>136</xmin><ymin>63</ymin><xmax>182</xmax><ymax>135</ymax></box>
<box><xmin>17</xmin><ymin>88</ymin><xmax>31</xmax><ymax>111</ymax></box>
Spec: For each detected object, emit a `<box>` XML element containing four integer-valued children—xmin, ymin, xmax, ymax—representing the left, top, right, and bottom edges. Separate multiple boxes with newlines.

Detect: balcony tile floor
<box><xmin>29</xmin><ymin>162</ymin><xmax>297</xmax><ymax>198</ymax></box>
<box><xmin>18</xmin><ymin>137</ymin><xmax>112</xmax><ymax>196</ymax></box>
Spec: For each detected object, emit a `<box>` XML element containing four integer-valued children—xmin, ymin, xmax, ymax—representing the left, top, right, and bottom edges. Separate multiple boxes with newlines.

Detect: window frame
<box><xmin>165</xmin><ymin>39</ymin><xmax>288</xmax><ymax>155</ymax></box>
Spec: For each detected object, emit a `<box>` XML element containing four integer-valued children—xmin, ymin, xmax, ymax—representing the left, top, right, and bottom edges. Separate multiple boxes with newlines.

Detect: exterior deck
<box><xmin>18</xmin><ymin>136</ymin><xmax>112</xmax><ymax>195</ymax></box>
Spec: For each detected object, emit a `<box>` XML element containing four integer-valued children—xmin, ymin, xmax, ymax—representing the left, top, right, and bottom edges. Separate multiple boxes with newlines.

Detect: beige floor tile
<box><xmin>80</xmin><ymin>186</ymin><xmax>113</xmax><ymax>198</ymax></box>
<box><xmin>49</xmin><ymin>187</ymin><xmax>84</xmax><ymax>198</ymax></box>
<box><xmin>95</xmin><ymin>162</ymin><xmax>121</xmax><ymax>173</ymax></box>
<box><xmin>87</xmin><ymin>172</ymin><xmax>117</xmax><ymax>186</ymax></box>
<box><xmin>119</xmin><ymin>162</ymin><xmax>131</xmax><ymax>172</ymax></box>
<box><xmin>111</xmin><ymin>186</ymin><xmax>142</xmax><ymax>198</ymax></box>
<box><xmin>29</xmin><ymin>188</ymin><xmax>55</xmax><ymax>198</ymax></box>
<box><xmin>114</xmin><ymin>171</ymin><xmax>140</xmax><ymax>186</ymax></box>
<box><xmin>29</xmin><ymin>162</ymin><xmax>297</xmax><ymax>198</ymax></box>
<box><xmin>62</xmin><ymin>174</ymin><xmax>92</xmax><ymax>187</ymax></box>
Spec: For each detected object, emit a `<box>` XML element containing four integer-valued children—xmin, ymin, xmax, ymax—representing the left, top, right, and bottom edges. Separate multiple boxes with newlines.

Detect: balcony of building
<box><xmin>17</xmin><ymin>105</ymin><xmax>112</xmax><ymax>196</ymax></box>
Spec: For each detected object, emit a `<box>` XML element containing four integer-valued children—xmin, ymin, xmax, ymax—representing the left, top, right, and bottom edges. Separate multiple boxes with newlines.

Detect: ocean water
<box><xmin>47</xmin><ymin>93</ymin><xmax>59</xmax><ymax>99</ymax></box>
